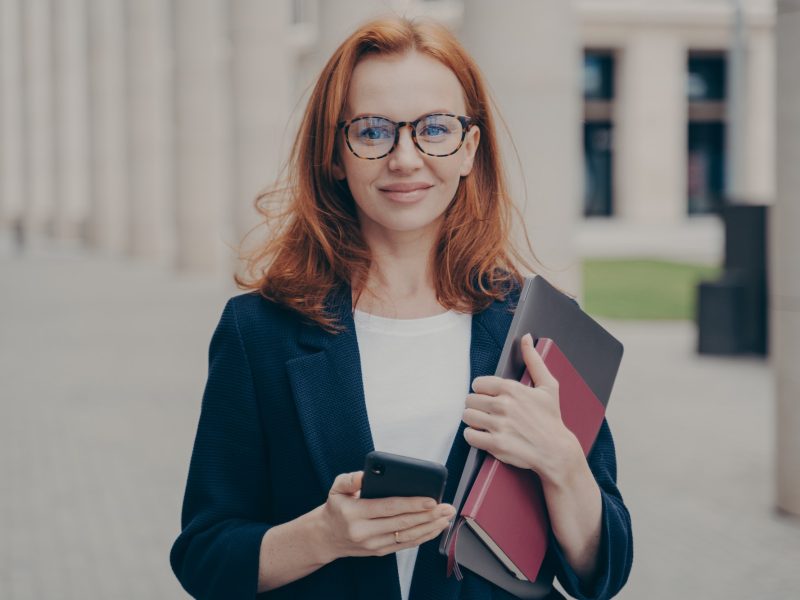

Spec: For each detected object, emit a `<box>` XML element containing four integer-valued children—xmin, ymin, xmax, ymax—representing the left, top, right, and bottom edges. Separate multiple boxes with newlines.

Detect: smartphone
<box><xmin>360</xmin><ymin>451</ymin><xmax>448</xmax><ymax>502</ymax></box>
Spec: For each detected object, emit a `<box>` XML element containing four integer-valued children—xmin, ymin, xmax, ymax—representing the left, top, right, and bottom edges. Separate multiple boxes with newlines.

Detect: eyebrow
<box><xmin>348</xmin><ymin>109</ymin><xmax>457</xmax><ymax>121</ymax></box>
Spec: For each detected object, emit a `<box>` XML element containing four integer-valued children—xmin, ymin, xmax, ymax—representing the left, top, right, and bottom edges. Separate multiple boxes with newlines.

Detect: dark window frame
<box><xmin>687</xmin><ymin>50</ymin><xmax>727</xmax><ymax>215</ymax></box>
<box><xmin>583</xmin><ymin>49</ymin><xmax>617</xmax><ymax>218</ymax></box>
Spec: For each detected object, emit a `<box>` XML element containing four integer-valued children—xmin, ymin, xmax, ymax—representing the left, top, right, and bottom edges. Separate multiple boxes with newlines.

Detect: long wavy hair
<box><xmin>235</xmin><ymin>16</ymin><xmax>537</xmax><ymax>333</ymax></box>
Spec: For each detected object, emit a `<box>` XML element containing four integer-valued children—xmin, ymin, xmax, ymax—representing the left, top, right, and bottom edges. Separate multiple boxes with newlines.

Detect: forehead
<box><xmin>345</xmin><ymin>51</ymin><xmax>467</xmax><ymax>119</ymax></box>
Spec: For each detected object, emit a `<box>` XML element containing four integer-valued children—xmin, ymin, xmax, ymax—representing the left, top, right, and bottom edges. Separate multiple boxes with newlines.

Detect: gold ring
<box><xmin>394</xmin><ymin>531</ymin><xmax>400</xmax><ymax>544</ymax></box>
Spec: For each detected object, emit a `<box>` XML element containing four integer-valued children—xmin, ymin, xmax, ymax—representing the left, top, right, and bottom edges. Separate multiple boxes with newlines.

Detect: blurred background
<box><xmin>1</xmin><ymin>0</ymin><xmax>799</xmax><ymax>598</ymax></box>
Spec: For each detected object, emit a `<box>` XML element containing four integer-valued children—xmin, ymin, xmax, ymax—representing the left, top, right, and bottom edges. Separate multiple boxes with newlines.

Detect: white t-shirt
<box><xmin>353</xmin><ymin>307</ymin><xmax>472</xmax><ymax>600</ymax></box>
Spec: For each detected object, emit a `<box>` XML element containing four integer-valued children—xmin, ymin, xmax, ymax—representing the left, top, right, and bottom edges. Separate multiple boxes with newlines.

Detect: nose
<box><xmin>388</xmin><ymin>124</ymin><xmax>424</xmax><ymax>171</ymax></box>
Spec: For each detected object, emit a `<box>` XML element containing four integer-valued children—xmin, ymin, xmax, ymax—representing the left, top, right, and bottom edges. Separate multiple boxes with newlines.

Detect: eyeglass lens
<box><xmin>347</xmin><ymin>114</ymin><xmax>464</xmax><ymax>158</ymax></box>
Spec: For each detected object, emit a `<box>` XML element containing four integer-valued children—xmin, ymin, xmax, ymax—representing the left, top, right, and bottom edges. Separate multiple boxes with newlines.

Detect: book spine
<box><xmin>460</xmin><ymin>457</ymin><xmax>498</xmax><ymax>518</ymax></box>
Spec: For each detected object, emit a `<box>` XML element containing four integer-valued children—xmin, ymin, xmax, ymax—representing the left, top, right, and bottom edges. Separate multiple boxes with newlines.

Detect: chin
<box><xmin>357</xmin><ymin>199</ymin><xmax>448</xmax><ymax>237</ymax></box>
<box><xmin>380</xmin><ymin>212</ymin><xmax>446</xmax><ymax>235</ymax></box>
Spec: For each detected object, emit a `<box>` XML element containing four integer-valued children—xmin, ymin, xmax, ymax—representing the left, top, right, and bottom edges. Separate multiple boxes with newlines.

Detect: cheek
<box><xmin>434</xmin><ymin>160</ymin><xmax>465</xmax><ymax>193</ymax></box>
<box><xmin>341</xmin><ymin>162</ymin><xmax>382</xmax><ymax>210</ymax></box>
<box><xmin>338</xmin><ymin>150</ymin><xmax>366</xmax><ymax>183</ymax></box>
<box><xmin>345</xmin><ymin>163</ymin><xmax>378</xmax><ymax>191</ymax></box>
<box><xmin>336</xmin><ymin>140</ymin><xmax>373</xmax><ymax>185</ymax></box>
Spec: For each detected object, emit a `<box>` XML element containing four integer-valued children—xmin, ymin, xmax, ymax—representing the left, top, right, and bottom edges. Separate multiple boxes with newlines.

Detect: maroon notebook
<box><xmin>446</xmin><ymin>337</ymin><xmax>606</xmax><ymax>582</ymax></box>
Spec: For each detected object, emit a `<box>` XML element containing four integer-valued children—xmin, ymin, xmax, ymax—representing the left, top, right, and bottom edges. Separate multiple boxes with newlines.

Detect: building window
<box><xmin>687</xmin><ymin>55</ymin><xmax>726</xmax><ymax>101</ymax></box>
<box><xmin>583</xmin><ymin>50</ymin><xmax>615</xmax><ymax>217</ymax></box>
<box><xmin>687</xmin><ymin>53</ymin><xmax>726</xmax><ymax>215</ymax></box>
<box><xmin>584</xmin><ymin>53</ymin><xmax>614</xmax><ymax>100</ymax></box>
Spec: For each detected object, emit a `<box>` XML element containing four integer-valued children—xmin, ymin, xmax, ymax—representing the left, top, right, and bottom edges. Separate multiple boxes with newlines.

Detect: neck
<box><xmin>354</xmin><ymin>226</ymin><xmax>444</xmax><ymax>318</ymax></box>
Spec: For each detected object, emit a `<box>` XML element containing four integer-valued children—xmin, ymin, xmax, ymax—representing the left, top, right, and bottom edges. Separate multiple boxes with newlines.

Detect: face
<box><xmin>332</xmin><ymin>51</ymin><xmax>480</xmax><ymax>246</ymax></box>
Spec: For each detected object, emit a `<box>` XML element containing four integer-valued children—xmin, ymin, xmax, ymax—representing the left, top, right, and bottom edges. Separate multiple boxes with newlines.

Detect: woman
<box><xmin>170</xmin><ymin>16</ymin><xmax>632</xmax><ymax>600</ymax></box>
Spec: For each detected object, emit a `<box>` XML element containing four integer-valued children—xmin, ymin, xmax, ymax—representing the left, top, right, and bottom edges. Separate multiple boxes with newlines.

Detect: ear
<box><xmin>459</xmin><ymin>125</ymin><xmax>480</xmax><ymax>177</ymax></box>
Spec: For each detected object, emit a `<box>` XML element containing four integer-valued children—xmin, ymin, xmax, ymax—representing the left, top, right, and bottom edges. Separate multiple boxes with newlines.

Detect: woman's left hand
<box><xmin>462</xmin><ymin>333</ymin><xmax>584</xmax><ymax>485</ymax></box>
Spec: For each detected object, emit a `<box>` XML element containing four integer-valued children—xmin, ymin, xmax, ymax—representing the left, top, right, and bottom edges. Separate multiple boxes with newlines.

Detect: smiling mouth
<box><xmin>379</xmin><ymin>186</ymin><xmax>433</xmax><ymax>203</ymax></box>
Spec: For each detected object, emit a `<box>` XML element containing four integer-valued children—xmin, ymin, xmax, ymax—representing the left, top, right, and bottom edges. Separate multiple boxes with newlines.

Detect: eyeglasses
<box><xmin>337</xmin><ymin>113</ymin><xmax>474</xmax><ymax>160</ymax></box>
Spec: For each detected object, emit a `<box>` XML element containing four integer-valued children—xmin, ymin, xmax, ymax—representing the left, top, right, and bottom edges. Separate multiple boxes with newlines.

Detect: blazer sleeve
<box><xmin>170</xmin><ymin>298</ymin><xmax>273</xmax><ymax>599</ymax></box>
<box><xmin>548</xmin><ymin>419</ymin><xmax>633</xmax><ymax>600</ymax></box>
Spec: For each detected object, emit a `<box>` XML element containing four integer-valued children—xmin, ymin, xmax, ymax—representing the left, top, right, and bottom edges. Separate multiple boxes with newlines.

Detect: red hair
<box><xmin>235</xmin><ymin>16</ymin><xmax>537</xmax><ymax>332</ymax></box>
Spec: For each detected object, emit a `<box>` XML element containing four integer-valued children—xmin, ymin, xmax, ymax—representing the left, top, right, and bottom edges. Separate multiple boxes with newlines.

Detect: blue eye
<box><xmin>352</xmin><ymin>118</ymin><xmax>394</xmax><ymax>146</ymax></box>
<box><xmin>417</xmin><ymin>115</ymin><xmax>459</xmax><ymax>143</ymax></box>
<box><xmin>420</xmin><ymin>124</ymin><xmax>449</xmax><ymax>137</ymax></box>
<box><xmin>358</xmin><ymin>127</ymin><xmax>392</xmax><ymax>140</ymax></box>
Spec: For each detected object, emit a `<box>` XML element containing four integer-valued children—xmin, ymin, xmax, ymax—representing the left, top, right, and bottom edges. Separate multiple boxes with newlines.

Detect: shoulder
<box><xmin>477</xmin><ymin>269</ymin><xmax>523</xmax><ymax>309</ymax></box>
<box><xmin>470</xmin><ymin>274</ymin><xmax>522</xmax><ymax>348</ymax></box>
<box><xmin>226</xmin><ymin>290</ymin><xmax>292</xmax><ymax>321</ymax></box>
<box><xmin>206</xmin><ymin>293</ymin><xmax>316</xmax><ymax>381</ymax></box>
<box><xmin>219</xmin><ymin>291</ymin><xmax>303</xmax><ymax>344</ymax></box>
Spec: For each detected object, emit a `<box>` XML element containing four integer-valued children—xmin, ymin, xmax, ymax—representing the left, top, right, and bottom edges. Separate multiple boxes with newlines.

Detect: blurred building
<box><xmin>773</xmin><ymin>0</ymin><xmax>800</xmax><ymax>517</ymax></box>
<box><xmin>581</xmin><ymin>0</ymin><xmax>775</xmax><ymax>220</ymax></box>
<box><xmin>1</xmin><ymin>0</ymin><xmax>797</xmax><ymax>517</ymax></box>
<box><xmin>0</xmin><ymin>0</ymin><xmax>777</xmax><ymax>276</ymax></box>
<box><xmin>578</xmin><ymin>0</ymin><xmax>775</xmax><ymax>264</ymax></box>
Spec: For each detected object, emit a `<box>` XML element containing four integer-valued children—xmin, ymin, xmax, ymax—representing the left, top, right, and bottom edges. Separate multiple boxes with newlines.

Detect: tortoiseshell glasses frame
<box><xmin>337</xmin><ymin>113</ymin><xmax>474</xmax><ymax>160</ymax></box>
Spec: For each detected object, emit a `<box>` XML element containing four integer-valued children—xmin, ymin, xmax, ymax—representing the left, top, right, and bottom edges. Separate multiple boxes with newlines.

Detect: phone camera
<box><xmin>370</xmin><ymin>464</ymin><xmax>384</xmax><ymax>476</ymax></box>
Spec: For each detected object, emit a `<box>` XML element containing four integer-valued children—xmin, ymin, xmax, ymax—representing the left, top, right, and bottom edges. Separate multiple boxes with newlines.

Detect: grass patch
<box><xmin>582</xmin><ymin>258</ymin><xmax>722</xmax><ymax>320</ymax></box>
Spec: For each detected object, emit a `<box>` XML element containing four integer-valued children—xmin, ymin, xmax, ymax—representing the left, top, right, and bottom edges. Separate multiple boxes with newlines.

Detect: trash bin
<box><xmin>696</xmin><ymin>204</ymin><xmax>768</xmax><ymax>356</ymax></box>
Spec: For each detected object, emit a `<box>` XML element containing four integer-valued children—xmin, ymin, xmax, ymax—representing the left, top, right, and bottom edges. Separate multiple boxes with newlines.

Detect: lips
<box><xmin>379</xmin><ymin>182</ymin><xmax>434</xmax><ymax>203</ymax></box>
<box><xmin>379</xmin><ymin>182</ymin><xmax>433</xmax><ymax>192</ymax></box>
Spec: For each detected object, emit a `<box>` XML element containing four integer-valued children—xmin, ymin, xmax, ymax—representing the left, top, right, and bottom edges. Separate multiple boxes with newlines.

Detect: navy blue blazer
<box><xmin>170</xmin><ymin>282</ymin><xmax>633</xmax><ymax>599</ymax></box>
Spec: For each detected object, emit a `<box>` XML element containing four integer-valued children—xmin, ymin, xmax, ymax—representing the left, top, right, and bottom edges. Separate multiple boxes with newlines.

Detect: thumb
<box><xmin>520</xmin><ymin>333</ymin><xmax>558</xmax><ymax>390</ymax></box>
<box><xmin>330</xmin><ymin>471</ymin><xmax>363</xmax><ymax>496</ymax></box>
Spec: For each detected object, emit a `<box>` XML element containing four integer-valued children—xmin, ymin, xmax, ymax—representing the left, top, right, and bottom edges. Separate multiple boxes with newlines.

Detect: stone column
<box><xmin>22</xmin><ymin>0</ymin><xmax>55</xmax><ymax>239</ymax></box>
<box><xmin>461</xmin><ymin>0</ymin><xmax>582</xmax><ymax>296</ymax></box>
<box><xmin>229</xmin><ymin>0</ymin><xmax>292</xmax><ymax>262</ymax></box>
<box><xmin>744</xmin><ymin>27</ymin><xmax>776</xmax><ymax>203</ymax></box>
<box><xmin>315</xmin><ymin>0</ymin><xmax>387</xmax><ymax>56</ymax></box>
<box><xmin>773</xmin><ymin>0</ymin><xmax>800</xmax><ymax>517</ymax></box>
<box><xmin>294</xmin><ymin>1</ymin><xmax>386</xmax><ymax>123</ymax></box>
<box><xmin>87</xmin><ymin>0</ymin><xmax>128</xmax><ymax>255</ymax></box>
<box><xmin>172</xmin><ymin>0</ymin><xmax>234</xmax><ymax>272</ymax></box>
<box><xmin>126</xmin><ymin>0</ymin><xmax>176</xmax><ymax>265</ymax></box>
<box><xmin>0</xmin><ymin>0</ymin><xmax>25</xmax><ymax>231</ymax></box>
<box><xmin>53</xmin><ymin>0</ymin><xmax>91</xmax><ymax>242</ymax></box>
<box><xmin>615</xmin><ymin>30</ymin><xmax>686</xmax><ymax>225</ymax></box>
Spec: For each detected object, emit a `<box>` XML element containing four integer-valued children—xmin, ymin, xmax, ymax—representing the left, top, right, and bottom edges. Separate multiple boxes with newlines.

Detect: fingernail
<box><xmin>523</xmin><ymin>333</ymin><xmax>532</xmax><ymax>345</ymax></box>
<box><xmin>439</xmin><ymin>505</ymin><xmax>456</xmax><ymax>517</ymax></box>
<box><xmin>424</xmin><ymin>499</ymin><xmax>437</xmax><ymax>509</ymax></box>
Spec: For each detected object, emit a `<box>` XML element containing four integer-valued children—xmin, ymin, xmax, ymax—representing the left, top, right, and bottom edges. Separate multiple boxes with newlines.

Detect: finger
<box><xmin>464</xmin><ymin>393</ymin><xmax>496</xmax><ymax>413</ymax></box>
<box><xmin>471</xmin><ymin>375</ymin><xmax>512</xmax><ymax>396</ymax></box>
<box><xmin>463</xmin><ymin>426</ymin><xmax>494</xmax><ymax>451</ymax></box>
<box><xmin>520</xmin><ymin>333</ymin><xmax>558</xmax><ymax>390</ymax></box>
<box><xmin>330</xmin><ymin>471</ymin><xmax>363</xmax><ymax>496</ymax></box>
<box><xmin>371</xmin><ymin>503</ymin><xmax>454</xmax><ymax>539</ymax></box>
<box><xmin>462</xmin><ymin>407</ymin><xmax>499</xmax><ymax>432</ymax></box>
<box><xmin>358</xmin><ymin>495</ymin><xmax>437</xmax><ymax>519</ymax></box>
<box><xmin>377</xmin><ymin>515</ymin><xmax>453</xmax><ymax>553</ymax></box>
<box><xmin>395</xmin><ymin>514</ymin><xmax>453</xmax><ymax>545</ymax></box>
<box><xmin>362</xmin><ymin>504</ymin><xmax>454</xmax><ymax>552</ymax></box>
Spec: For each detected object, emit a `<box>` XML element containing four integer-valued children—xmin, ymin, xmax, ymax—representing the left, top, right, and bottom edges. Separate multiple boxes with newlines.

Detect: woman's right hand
<box><xmin>317</xmin><ymin>471</ymin><xmax>456</xmax><ymax>561</ymax></box>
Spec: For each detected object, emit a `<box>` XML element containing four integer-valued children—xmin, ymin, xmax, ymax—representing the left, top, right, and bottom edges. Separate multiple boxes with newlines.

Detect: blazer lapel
<box><xmin>285</xmin><ymin>282</ymin><xmax>374</xmax><ymax>493</ymax></box>
<box><xmin>285</xmin><ymin>281</ymin><xmax>518</xmax><ymax>600</ymax></box>
<box><xmin>409</xmin><ymin>292</ymin><xmax>517</xmax><ymax>600</ymax></box>
<box><xmin>285</xmin><ymin>283</ymin><xmax>516</xmax><ymax>494</ymax></box>
<box><xmin>284</xmin><ymin>283</ymin><xmax>402</xmax><ymax>600</ymax></box>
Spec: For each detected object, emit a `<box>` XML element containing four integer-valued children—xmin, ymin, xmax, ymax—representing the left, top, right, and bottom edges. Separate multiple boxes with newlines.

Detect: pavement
<box><xmin>1</xmin><ymin>241</ymin><xmax>798</xmax><ymax>600</ymax></box>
